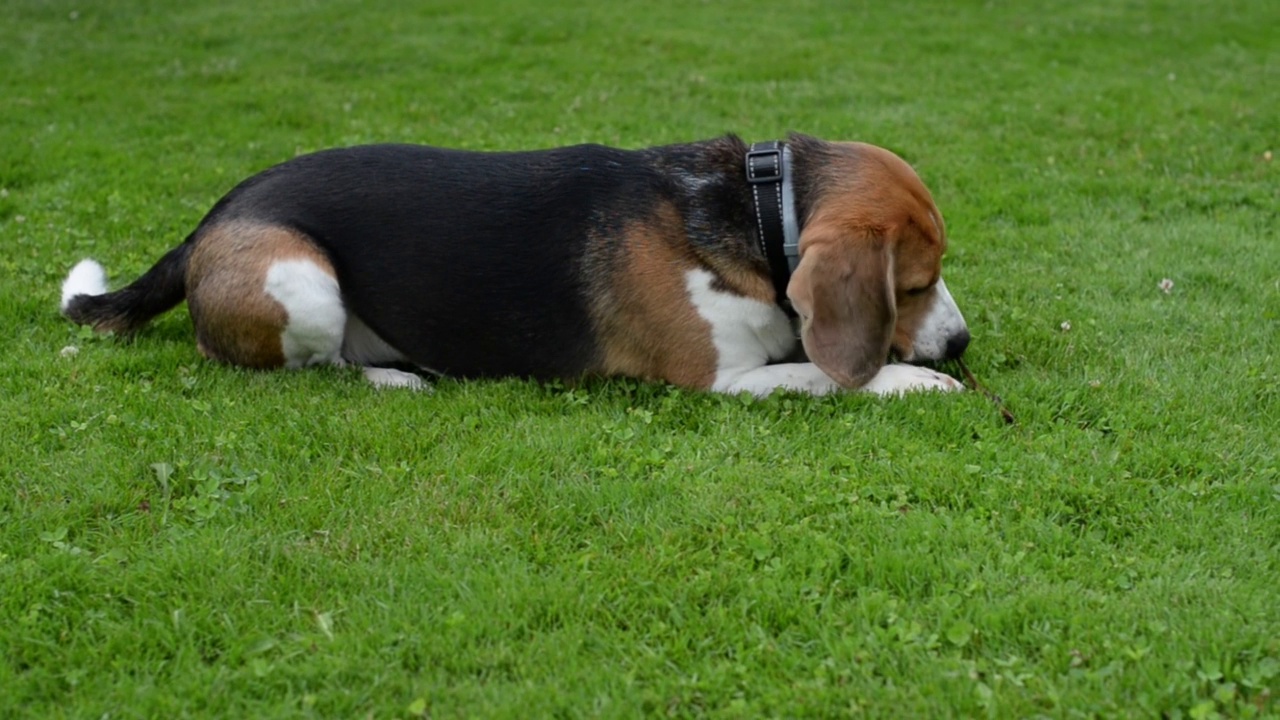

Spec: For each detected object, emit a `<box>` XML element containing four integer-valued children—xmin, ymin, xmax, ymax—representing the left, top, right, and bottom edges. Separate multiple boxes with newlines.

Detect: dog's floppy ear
<box><xmin>787</xmin><ymin>228</ymin><xmax>895</xmax><ymax>388</ymax></box>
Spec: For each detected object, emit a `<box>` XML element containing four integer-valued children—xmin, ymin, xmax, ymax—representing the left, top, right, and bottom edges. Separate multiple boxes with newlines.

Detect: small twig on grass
<box><xmin>953</xmin><ymin>358</ymin><xmax>1016</xmax><ymax>425</ymax></box>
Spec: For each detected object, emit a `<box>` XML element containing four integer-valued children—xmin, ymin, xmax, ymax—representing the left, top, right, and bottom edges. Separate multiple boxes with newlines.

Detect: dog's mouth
<box><xmin>889</xmin><ymin>338</ymin><xmax>970</xmax><ymax>368</ymax></box>
<box><xmin>888</xmin><ymin>347</ymin><xmax>927</xmax><ymax>366</ymax></box>
<box><xmin>889</xmin><ymin>348</ymin><xmax>953</xmax><ymax>377</ymax></box>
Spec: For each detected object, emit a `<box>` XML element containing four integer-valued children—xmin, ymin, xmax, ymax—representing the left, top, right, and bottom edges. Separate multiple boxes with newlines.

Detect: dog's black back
<box><xmin>201</xmin><ymin>143</ymin><xmax>667</xmax><ymax>378</ymax></box>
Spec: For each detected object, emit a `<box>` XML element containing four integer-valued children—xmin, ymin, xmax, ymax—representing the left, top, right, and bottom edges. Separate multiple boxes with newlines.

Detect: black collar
<box><xmin>745</xmin><ymin>141</ymin><xmax>800</xmax><ymax>315</ymax></box>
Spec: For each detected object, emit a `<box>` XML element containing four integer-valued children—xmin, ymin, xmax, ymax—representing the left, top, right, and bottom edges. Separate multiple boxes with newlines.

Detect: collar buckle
<box><xmin>745</xmin><ymin>146</ymin><xmax>784</xmax><ymax>184</ymax></box>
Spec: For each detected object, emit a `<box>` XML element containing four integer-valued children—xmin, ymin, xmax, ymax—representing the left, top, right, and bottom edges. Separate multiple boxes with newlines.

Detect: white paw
<box><xmin>362</xmin><ymin>366</ymin><xmax>429</xmax><ymax>391</ymax></box>
<box><xmin>862</xmin><ymin>363</ymin><xmax>964</xmax><ymax>396</ymax></box>
<box><xmin>714</xmin><ymin>362</ymin><xmax>843</xmax><ymax>397</ymax></box>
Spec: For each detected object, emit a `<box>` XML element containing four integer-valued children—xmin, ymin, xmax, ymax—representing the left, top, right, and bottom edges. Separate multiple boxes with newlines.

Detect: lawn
<box><xmin>2</xmin><ymin>0</ymin><xmax>1278</xmax><ymax>717</ymax></box>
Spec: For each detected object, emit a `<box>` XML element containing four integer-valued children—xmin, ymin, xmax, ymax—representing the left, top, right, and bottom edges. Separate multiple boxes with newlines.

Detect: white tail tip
<box><xmin>61</xmin><ymin>259</ymin><xmax>108</xmax><ymax>311</ymax></box>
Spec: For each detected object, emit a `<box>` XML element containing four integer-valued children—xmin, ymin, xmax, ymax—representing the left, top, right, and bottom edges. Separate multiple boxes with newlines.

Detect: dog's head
<box><xmin>786</xmin><ymin>140</ymin><xmax>969</xmax><ymax>388</ymax></box>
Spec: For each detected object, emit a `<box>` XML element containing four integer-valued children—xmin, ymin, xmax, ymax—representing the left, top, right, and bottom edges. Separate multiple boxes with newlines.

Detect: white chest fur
<box><xmin>683</xmin><ymin>269</ymin><xmax>820</xmax><ymax>394</ymax></box>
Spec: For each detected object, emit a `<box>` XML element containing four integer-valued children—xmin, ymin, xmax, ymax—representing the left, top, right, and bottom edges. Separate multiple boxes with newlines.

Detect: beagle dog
<box><xmin>60</xmin><ymin>134</ymin><xmax>968</xmax><ymax>396</ymax></box>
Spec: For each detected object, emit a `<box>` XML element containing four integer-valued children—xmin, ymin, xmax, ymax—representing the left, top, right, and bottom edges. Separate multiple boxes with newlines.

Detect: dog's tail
<box><xmin>60</xmin><ymin>238</ymin><xmax>194</xmax><ymax>334</ymax></box>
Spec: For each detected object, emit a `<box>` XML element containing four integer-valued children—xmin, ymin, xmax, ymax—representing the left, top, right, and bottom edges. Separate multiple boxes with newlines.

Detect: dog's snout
<box><xmin>945</xmin><ymin>328</ymin><xmax>971</xmax><ymax>360</ymax></box>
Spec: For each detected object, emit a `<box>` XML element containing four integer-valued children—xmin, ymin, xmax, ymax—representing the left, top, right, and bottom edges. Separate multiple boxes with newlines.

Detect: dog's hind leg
<box><xmin>187</xmin><ymin>221</ymin><xmax>426</xmax><ymax>389</ymax></box>
<box><xmin>186</xmin><ymin>222</ymin><xmax>341</xmax><ymax>369</ymax></box>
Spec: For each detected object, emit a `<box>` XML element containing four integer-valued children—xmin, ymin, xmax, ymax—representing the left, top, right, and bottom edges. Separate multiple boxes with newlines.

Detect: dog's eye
<box><xmin>905</xmin><ymin>285</ymin><xmax>932</xmax><ymax>297</ymax></box>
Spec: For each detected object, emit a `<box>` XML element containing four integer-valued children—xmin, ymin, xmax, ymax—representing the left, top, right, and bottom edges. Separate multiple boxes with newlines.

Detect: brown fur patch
<box><xmin>891</xmin><ymin>292</ymin><xmax>934</xmax><ymax>360</ymax></box>
<box><xmin>888</xmin><ymin>212</ymin><xmax>948</xmax><ymax>359</ymax></box>
<box><xmin>696</xmin><ymin>250</ymin><xmax>776</xmax><ymax>306</ymax></box>
<box><xmin>590</xmin><ymin>205</ymin><xmax>720</xmax><ymax>389</ymax></box>
<box><xmin>186</xmin><ymin>221</ymin><xmax>335</xmax><ymax>368</ymax></box>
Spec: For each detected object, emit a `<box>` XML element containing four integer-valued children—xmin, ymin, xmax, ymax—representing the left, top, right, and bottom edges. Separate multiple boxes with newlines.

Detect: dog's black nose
<box><xmin>945</xmin><ymin>329</ymin><xmax>971</xmax><ymax>359</ymax></box>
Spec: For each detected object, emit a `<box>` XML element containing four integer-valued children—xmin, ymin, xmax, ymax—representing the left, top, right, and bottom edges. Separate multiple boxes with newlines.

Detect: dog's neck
<box><xmin>647</xmin><ymin>135</ymin><xmax>821</xmax><ymax>312</ymax></box>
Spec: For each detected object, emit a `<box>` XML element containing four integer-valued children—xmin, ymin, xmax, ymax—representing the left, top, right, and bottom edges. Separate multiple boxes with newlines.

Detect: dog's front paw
<box><xmin>862</xmin><ymin>363</ymin><xmax>964</xmax><ymax>396</ymax></box>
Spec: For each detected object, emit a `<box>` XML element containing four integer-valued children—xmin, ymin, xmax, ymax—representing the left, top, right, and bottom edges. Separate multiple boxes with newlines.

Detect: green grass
<box><xmin>3</xmin><ymin>0</ymin><xmax>1278</xmax><ymax>716</ymax></box>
